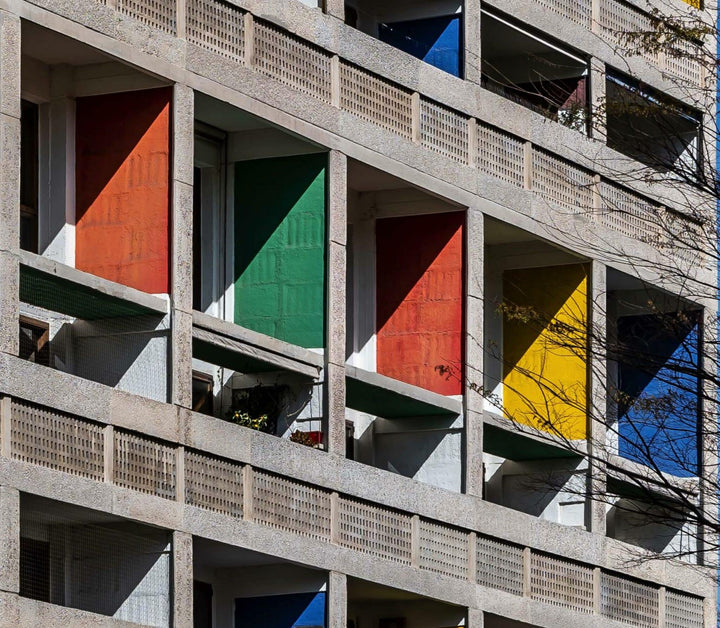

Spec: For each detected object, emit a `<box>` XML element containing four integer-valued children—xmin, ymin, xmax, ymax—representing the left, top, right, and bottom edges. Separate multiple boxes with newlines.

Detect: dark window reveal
<box><xmin>20</xmin><ymin>99</ymin><xmax>39</xmax><ymax>253</ymax></box>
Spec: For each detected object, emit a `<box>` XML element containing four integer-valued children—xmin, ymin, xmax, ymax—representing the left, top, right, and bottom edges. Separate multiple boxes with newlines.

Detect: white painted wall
<box><xmin>484</xmin><ymin>454</ymin><xmax>588</xmax><ymax>527</ymax></box>
<box><xmin>607</xmin><ymin>497</ymin><xmax>697</xmax><ymax>561</ymax></box>
<box><xmin>71</xmin><ymin>314</ymin><xmax>171</xmax><ymax>402</ymax></box>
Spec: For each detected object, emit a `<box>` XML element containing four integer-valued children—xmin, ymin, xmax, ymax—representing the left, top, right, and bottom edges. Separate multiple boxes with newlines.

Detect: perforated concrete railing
<box><xmin>535</xmin><ymin>0</ymin><xmax>705</xmax><ymax>86</ymax></box>
<box><xmin>420</xmin><ymin>99</ymin><xmax>470</xmax><ymax>164</ymax></box>
<box><xmin>337</xmin><ymin>495</ymin><xmax>413</xmax><ymax>564</ymax></box>
<box><xmin>340</xmin><ymin>62</ymin><xmax>414</xmax><ymax>138</ymax></box>
<box><xmin>185</xmin><ymin>449</ymin><xmax>244</xmax><ymax>517</ymax></box>
<box><xmin>9</xmin><ymin>401</ymin><xmax>104</xmax><ymax>481</ymax></box>
<box><xmin>113</xmin><ymin>429</ymin><xmax>177</xmax><ymax>500</ymax></box>
<box><xmin>601</xmin><ymin>573</ymin><xmax>659</xmax><ymax>628</ymax></box>
<box><xmin>186</xmin><ymin>0</ymin><xmax>244</xmax><ymax>63</ymax></box>
<box><xmin>417</xmin><ymin>519</ymin><xmax>469</xmax><ymax>580</ymax></box>
<box><xmin>597</xmin><ymin>180</ymin><xmax>662</xmax><ymax>241</ymax></box>
<box><xmin>536</xmin><ymin>0</ymin><xmax>593</xmax><ymax>28</ymax></box>
<box><xmin>116</xmin><ymin>0</ymin><xmax>176</xmax><ymax>34</ymax></box>
<box><xmin>531</xmin><ymin>148</ymin><xmax>595</xmax><ymax>212</ymax></box>
<box><xmin>3</xmin><ymin>397</ymin><xmax>706</xmax><ymax>626</ymax></box>
<box><xmin>254</xmin><ymin>21</ymin><xmax>333</xmax><ymax>103</ymax></box>
<box><xmin>666</xmin><ymin>589</ymin><xmax>705</xmax><ymax>628</ymax></box>
<box><xmin>476</xmin><ymin>536</ymin><xmax>525</xmax><ymax>596</ymax></box>
<box><xmin>111</xmin><ymin>0</ymin><xmax>698</xmax><ymax>247</ymax></box>
<box><xmin>530</xmin><ymin>552</ymin><xmax>595</xmax><ymax>613</ymax></box>
<box><xmin>253</xmin><ymin>469</ymin><xmax>332</xmax><ymax>541</ymax></box>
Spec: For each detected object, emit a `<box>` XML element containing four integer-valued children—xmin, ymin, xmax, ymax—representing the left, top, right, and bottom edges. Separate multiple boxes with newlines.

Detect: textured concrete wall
<box><xmin>75</xmin><ymin>87</ymin><xmax>171</xmax><ymax>294</ymax></box>
<box><xmin>376</xmin><ymin>212</ymin><xmax>464</xmax><ymax>395</ymax></box>
<box><xmin>234</xmin><ymin>154</ymin><xmax>326</xmax><ymax>348</ymax></box>
<box><xmin>502</xmin><ymin>264</ymin><xmax>588</xmax><ymax>440</ymax></box>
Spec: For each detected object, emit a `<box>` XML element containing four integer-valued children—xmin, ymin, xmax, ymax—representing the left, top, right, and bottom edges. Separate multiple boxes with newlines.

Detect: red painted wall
<box><xmin>75</xmin><ymin>87</ymin><xmax>171</xmax><ymax>294</ymax></box>
<box><xmin>376</xmin><ymin>212</ymin><xmax>464</xmax><ymax>395</ymax></box>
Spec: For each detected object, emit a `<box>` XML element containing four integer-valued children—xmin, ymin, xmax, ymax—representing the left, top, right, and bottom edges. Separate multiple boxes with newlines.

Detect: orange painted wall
<box><xmin>75</xmin><ymin>87</ymin><xmax>171</xmax><ymax>294</ymax></box>
<box><xmin>376</xmin><ymin>212</ymin><xmax>464</xmax><ymax>395</ymax></box>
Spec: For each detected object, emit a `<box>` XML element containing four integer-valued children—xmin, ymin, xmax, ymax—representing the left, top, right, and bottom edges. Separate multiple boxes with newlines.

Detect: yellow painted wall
<box><xmin>502</xmin><ymin>264</ymin><xmax>588</xmax><ymax>440</ymax></box>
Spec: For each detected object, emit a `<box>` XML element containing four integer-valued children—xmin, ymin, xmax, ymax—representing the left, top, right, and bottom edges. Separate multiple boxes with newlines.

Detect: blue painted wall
<box><xmin>235</xmin><ymin>592</ymin><xmax>326</xmax><ymax>627</ymax></box>
<box><xmin>379</xmin><ymin>15</ymin><xmax>463</xmax><ymax>77</ymax></box>
<box><xmin>617</xmin><ymin>312</ymin><xmax>700</xmax><ymax>477</ymax></box>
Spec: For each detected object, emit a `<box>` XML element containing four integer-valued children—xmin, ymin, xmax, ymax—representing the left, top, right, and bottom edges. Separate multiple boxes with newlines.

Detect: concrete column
<box><xmin>171</xmin><ymin>84</ymin><xmax>195</xmax><ymax>409</ymax></box>
<box><xmin>464</xmin><ymin>208</ymin><xmax>484</xmax><ymax>497</ymax></box>
<box><xmin>467</xmin><ymin>608</ymin><xmax>484</xmax><ymax>627</ymax></box>
<box><xmin>699</xmin><ymin>305</ymin><xmax>718</xmax><ymax>568</ymax></box>
<box><xmin>464</xmin><ymin>0</ymin><xmax>482</xmax><ymax>85</ymax></box>
<box><xmin>589</xmin><ymin>58</ymin><xmax>606</xmax><ymax>142</ymax></box>
<box><xmin>325</xmin><ymin>150</ymin><xmax>347</xmax><ymax>456</ymax></box>
<box><xmin>0</xmin><ymin>10</ymin><xmax>20</xmax><ymax>357</ymax></box>
<box><xmin>323</xmin><ymin>0</ymin><xmax>344</xmax><ymax>22</ymax></box>
<box><xmin>39</xmin><ymin>65</ymin><xmax>75</xmax><ymax>265</ymax></box>
<box><xmin>327</xmin><ymin>571</ymin><xmax>347</xmax><ymax>628</ymax></box>
<box><xmin>587</xmin><ymin>260</ymin><xmax>607</xmax><ymax>535</ymax></box>
<box><xmin>172</xmin><ymin>530</ymin><xmax>193</xmax><ymax>628</ymax></box>
<box><xmin>0</xmin><ymin>486</ymin><xmax>20</xmax><ymax>594</ymax></box>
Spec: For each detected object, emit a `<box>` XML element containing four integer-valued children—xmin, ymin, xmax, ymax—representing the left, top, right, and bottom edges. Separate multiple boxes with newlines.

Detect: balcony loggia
<box><xmin>343</xmin><ymin>0</ymin><xmax>465</xmax><ymax>78</ymax></box>
<box><xmin>18</xmin><ymin>22</ymin><xmax>174</xmax><ymax>402</ymax></box>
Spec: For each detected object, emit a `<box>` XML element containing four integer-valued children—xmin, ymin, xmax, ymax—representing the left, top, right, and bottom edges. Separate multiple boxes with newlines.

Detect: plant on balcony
<box><xmin>229</xmin><ymin>410</ymin><xmax>269</xmax><ymax>432</ymax></box>
<box><xmin>289</xmin><ymin>429</ymin><xmax>320</xmax><ymax>448</ymax></box>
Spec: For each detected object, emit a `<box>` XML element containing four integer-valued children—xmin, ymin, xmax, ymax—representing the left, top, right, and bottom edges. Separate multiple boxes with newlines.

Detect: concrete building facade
<box><xmin>0</xmin><ymin>0</ymin><xmax>716</xmax><ymax>624</ymax></box>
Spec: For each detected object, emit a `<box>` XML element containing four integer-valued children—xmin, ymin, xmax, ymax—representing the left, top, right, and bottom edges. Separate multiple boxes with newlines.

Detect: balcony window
<box><xmin>20</xmin><ymin>99</ymin><xmax>38</xmax><ymax>253</ymax></box>
<box><xmin>606</xmin><ymin>70</ymin><xmax>701</xmax><ymax>176</ymax></box>
<box><xmin>344</xmin><ymin>0</ymin><xmax>464</xmax><ymax>78</ymax></box>
<box><xmin>378</xmin><ymin>14</ymin><xmax>463</xmax><ymax>77</ymax></box>
<box><xmin>482</xmin><ymin>9</ymin><xmax>590</xmax><ymax>132</ymax></box>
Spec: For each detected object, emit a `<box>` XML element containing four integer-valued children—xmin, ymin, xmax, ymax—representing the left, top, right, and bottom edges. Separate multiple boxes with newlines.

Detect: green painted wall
<box><xmin>234</xmin><ymin>154</ymin><xmax>326</xmax><ymax>348</ymax></box>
